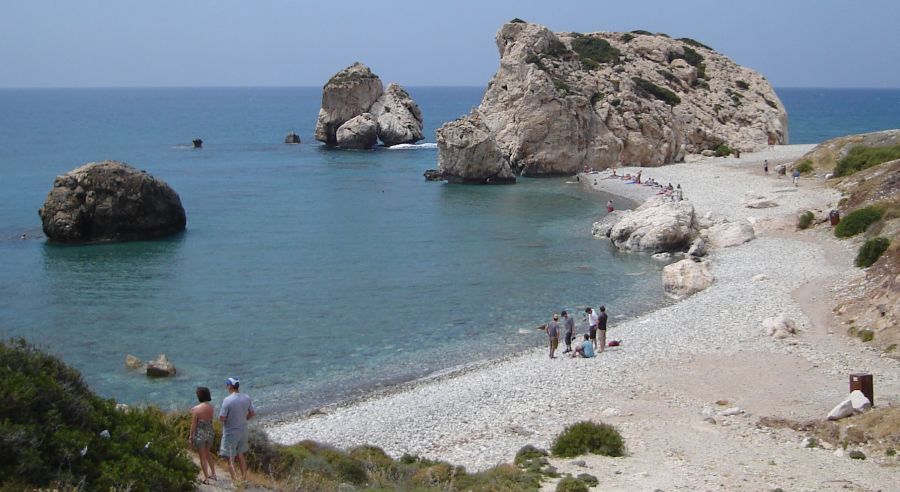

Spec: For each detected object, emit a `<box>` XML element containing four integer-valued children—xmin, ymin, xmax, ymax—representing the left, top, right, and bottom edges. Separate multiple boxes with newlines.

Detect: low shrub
<box><xmin>0</xmin><ymin>339</ymin><xmax>197</xmax><ymax>491</ymax></box>
<box><xmin>556</xmin><ymin>476</ymin><xmax>589</xmax><ymax>492</ymax></box>
<box><xmin>515</xmin><ymin>445</ymin><xmax>548</xmax><ymax>465</ymax></box>
<box><xmin>735</xmin><ymin>80</ymin><xmax>750</xmax><ymax>90</ymax></box>
<box><xmin>551</xmin><ymin>421</ymin><xmax>625</xmax><ymax>458</ymax></box>
<box><xmin>849</xmin><ymin>450</ymin><xmax>867</xmax><ymax>460</ymax></box>
<box><xmin>859</xmin><ymin>330</ymin><xmax>875</xmax><ymax>342</ymax></box>
<box><xmin>679</xmin><ymin>37</ymin><xmax>713</xmax><ymax>50</ymax></box>
<box><xmin>571</xmin><ymin>35</ymin><xmax>621</xmax><ymax>68</ymax></box>
<box><xmin>630</xmin><ymin>29</ymin><xmax>652</xmax><ymax>35</ymax></box>
<box><xmin>632</xmin><ymin>77</ymin><xmax>681</xmax><ymax>106</ymax></box>
<box><xmin>620</xmin><ymin>33</ymin><xmax>635</xmax><ymax>43</ymax></box>
<box><xmin>714</xmin><ymin>144</ymin><xmax>733</xmax><ymax>157</ymax></box>
<box><xmin>835</xmin><ymin>144</ymin><xmax>900</xmax><ymax>177</ymax></box>
<box><xmin>510</xmin><ymin>18</ymin><xmax>527</xmax><ymax>24</ymax></box>
<box><xmin>855</xmin><ymin>237</ymin><xmax>890</xmax><ymax>267</ymax></box>
<box><xmin>577</xmin><ymin>473</ymin><xmax>599</xmax><ymax>486</ymax></box>
<box><xmin>834</xmin><ymin>206</ymin><xmax>884</xmax><ymax>238</ymax></box>
<box><xmin>794</xmin><ymin>159</ymin><xmax>814</xmax><ymax>174</ymax></box>
<box><xmin>798</xmin><ymin>211</ymin><xmax>815</xmax><ymax>230</ymax></box>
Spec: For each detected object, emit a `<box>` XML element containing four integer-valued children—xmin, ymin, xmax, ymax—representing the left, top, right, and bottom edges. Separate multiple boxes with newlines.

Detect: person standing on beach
<box><xmin>792</xmin><ymin>169</ymin><xmax>801</xmax><ymax>186</ymax></box>
<box><xmin>764</xmin><ymin>160</ymin><xmax>769</xmax><ymax>174</ymax></box>
<box><xmin>561</xmin><ymin>310</ymin><xmax>575</xmax><ymax>354</ymax></box>
<box><xmin>547</xmin><ymin>313</ymin><xmax>561</xmax><ymax>359</ymax></box>
<box><xmin>219</xmin><ymin>377</ymin><xmax>256</xmax><ymax>483</ymax></box>
<box><xmin>597</xmin><ymin>306</ymin><xmax>609</xmax><ymax>352</ymax></box>
<box><xmin>586</xmin><ymin>307</ymin><xmax>599</xmax><ymax>350</ymax></box>
<box><xmin>190</xmin><ymin>386</ymin><xmax>217</xmax><ymax>485</ymax></box>
<box><xmin>606</xmin><ymin>199</ymin><xmax>614</xmax><ymax>213</ymax></box>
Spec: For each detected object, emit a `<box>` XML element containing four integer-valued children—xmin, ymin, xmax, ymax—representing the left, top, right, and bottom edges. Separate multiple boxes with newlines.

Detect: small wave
<box><xmin>385</xmin><ymin>143</ymin><xmax>438</xmax><ymax>150</ymax></box>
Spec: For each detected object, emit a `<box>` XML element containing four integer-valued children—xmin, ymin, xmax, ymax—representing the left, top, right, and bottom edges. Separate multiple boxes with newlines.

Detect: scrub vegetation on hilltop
<box><xmin>835</xmin><ymin>144</ymin><xmax>900</xmax><ymax>177</ymax></box>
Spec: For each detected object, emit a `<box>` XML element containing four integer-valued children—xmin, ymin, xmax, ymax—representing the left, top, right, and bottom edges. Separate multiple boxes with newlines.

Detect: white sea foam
<box><xmin>385</xmin><ymin>143</ymin><xmax>438</xmax><ymax>150</ymax></box>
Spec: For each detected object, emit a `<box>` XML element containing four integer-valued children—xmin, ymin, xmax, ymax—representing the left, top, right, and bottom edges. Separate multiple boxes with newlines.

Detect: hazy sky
<box><xmin>2</xmin><ymin>0</ymin><xmax>898</xmax><ymax>89</ymax></box>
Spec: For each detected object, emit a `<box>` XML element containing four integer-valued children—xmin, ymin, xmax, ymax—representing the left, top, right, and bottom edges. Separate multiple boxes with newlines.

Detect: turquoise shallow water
<box><xmin>0</xmin><ymin>87</ymin><xmax>897</xmax><ymax>415</ymax></box>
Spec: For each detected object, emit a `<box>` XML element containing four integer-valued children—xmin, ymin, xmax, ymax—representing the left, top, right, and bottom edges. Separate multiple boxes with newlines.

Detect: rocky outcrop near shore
<box><xmin>606</xmin><ymin>196</ymin><xmax>698</xmax><ymax>253</ymax></box>
<box><xmin>437</xmin><ymin>20</ymin><xmax>787</xmax><ymax>183</ymax></box>
<box><xmin>314</xmin><ymin>63</ymin><xmax>424</xmax><ymax>149</ymax></box>
<box><xmin>792</xmin><ymin>129</ymin><xmax>900</xmax><ymax>175</ymax></box>
<box><xmin>38</xmin><ymin>161</ymin><xmax>186</xmax><ymax>244</ymax></box>
<box><xmin>663</xmin><ymin>258</ymin><xmax>714</xmax><ymax>298</ymax></box>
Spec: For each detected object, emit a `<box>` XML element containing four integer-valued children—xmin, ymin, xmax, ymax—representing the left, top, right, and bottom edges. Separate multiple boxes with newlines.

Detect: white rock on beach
<box><xmin>591</xmin><ymin>210</ymin><xmax>625</xmax><ymax>239</ymax></box>
<box><xmin>742</xmin><ymin>191</ymin><xmax>778</xmax><ymax>209</ymax></box>
<box><xmin>761</xmin><ymin>314</ymin><xmax>798</xmax><ymax>339</ymax></box>
<box><xmin>826</xmin><ymin>399</ymin><xmax>854</xmax><ymax>421</ymax></box>
<box><xmin>663</xmin><ymin>258</ymin><xmax>714</xmax><ymax>298</ymax></box>
<box><xmin>705</xmin><ymin>221</ymin><xmax>755</xmax><ymax>249</ymax></box>
<box><xmin>608</xmin><ymin>196</ymin><xmax>697</xmax><ymax>253</ymax></box>
<box><xmin>849</xmin><ymin>390</ymin><xmax>871</xmax><ymax>412</ymax></box>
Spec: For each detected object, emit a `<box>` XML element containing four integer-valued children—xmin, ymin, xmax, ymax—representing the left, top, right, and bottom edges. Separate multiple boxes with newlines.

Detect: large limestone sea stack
<box><xmin>38</xmin><ymin>161</ymin><xmax>186</xmax><ymax>243</ymax></box>
<box><xmin>437</xmin><ymin>20</ymin><xmax>788</xmax><ymax>183</ymax></box>
<box><xmin>314</xmin><ymin>62</ymin><xmax>424</xmax><ymax>149</ymax></box>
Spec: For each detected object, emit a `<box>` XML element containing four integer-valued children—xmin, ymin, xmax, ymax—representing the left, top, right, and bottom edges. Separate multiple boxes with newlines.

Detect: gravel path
<box><xmin>265</xmin><ymin>146</ymin><xmax>899</xmax><ymax>489</ymax></box>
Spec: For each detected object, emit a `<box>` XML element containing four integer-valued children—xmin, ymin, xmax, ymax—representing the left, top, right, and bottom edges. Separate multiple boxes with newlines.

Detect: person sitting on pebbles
<box><xmin>571</xmin><ymin>334</ymin><xmax>595</xmax><ymax>358</ymax></box>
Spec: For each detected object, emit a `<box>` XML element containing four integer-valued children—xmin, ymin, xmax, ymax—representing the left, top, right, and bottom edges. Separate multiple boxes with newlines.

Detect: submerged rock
<box><xmin>437</xmin><ymin>20</ymin><xmax>787</xmax><ymax>183</ymax></box>
<box><xmin>284</xmin><ymin>132</ymin><xmax>301</xmax><ymax>144</ymax></box>
<box><xmin>146</xmin><ymin>354</ymin><xmax>176</xmax><ymax>378</ymax></box>
<box><xmin>38</xmin><ymin>161</ymin><xmax>186</xmax><ymax>244</ymax></box>
<box><xmin>371</xmin><ymin>83</ymin><xmax>424</xmax><ymax>146</ymax></box>
<box><xmin>423</xmin><ymin>169</ymin><xmax>444</xmax><ymax>181</ymax></box>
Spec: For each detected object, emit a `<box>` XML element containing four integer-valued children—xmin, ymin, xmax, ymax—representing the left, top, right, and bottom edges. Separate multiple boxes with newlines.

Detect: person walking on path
<box><xmin>586</xmin><ymin>307</ymin><xmax>599</xmax><ymax>350</ymax></box>
<box><xmin>764</xmin><ymin>160</ymin><xmax>769</xmax><ymax>174</ymax></box>
<box><xmin>547</xmin><ymin>313</ymin><xmax>561</xmax><ymax>359</ymax></box>
<box><xmin>561</xmin><ymin>310</ymin><xmax>575</xmax><ymax>354</ymax></box>
<box><xmin>792</xmin><ymin>169</ymin><xmax>801</xmax><ymax>186</ymax></box>
<box><xmin>190</xmin><ymin>386</ymin><xmax>217</xmax><ymax>484</ymax></box>
<box><xmin>219</xmin><ymin>377</ymin><xmax>256</xmax><ymax>483</ymax></box>
<box><xmin>597</xmin><ymin>306</ymin><xmax>609</xmax><ymax>353</ymax></box>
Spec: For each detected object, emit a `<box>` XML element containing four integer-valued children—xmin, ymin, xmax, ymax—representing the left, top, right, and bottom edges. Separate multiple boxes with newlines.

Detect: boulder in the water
<box><xmin>146</xmin><ymin>354</ymin><xmax>176</xmax><ymax>378</ymax></box>
<box><xmin>38</xmin><ymin>161</ymin><xmax>186</xmax><ymax>244</ymax></box>
<box><xmin>192</xmin><ymin>138</ymin><xmax>203</xmax><ymax>149</ymax></box>
<box><xmin>284</xmin><ymin>132</ymin><xmax>301</xmax><ymax>144</ymax></box>
<box><xmin>424</xmin><ymin>169</ymin><xmax>444</xmax><ymax>181</ymax></box>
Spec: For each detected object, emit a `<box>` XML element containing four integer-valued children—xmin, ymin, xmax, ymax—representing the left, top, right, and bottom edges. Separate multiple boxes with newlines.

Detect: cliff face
<box><xmin>437</xmin><ymin>21</ymin><xmax>788</xmax><ymax>183</ymax></box>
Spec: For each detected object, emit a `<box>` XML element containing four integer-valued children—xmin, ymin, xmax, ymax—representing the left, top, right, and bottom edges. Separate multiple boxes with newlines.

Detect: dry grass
<box><xmin>758</xmin><ymin>407</ymin><xmax>900</xmax><ymax>454</ymax></box>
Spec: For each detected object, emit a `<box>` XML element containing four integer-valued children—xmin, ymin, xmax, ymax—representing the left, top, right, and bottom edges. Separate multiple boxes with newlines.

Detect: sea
<box><xmin>1</xmin><ymin>87</ymin><xmax>898</xmax><ymax>417</ymax></box>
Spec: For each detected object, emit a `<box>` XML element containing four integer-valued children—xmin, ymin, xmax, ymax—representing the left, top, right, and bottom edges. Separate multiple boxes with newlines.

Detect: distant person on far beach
<box><xmin>586</xmin><ymin>307</ymin><xmax>599</xmax><ymax>350</ymax></box>
<box><xmin>792</xmin><ymin>169</ymin><xmax>800</xmax><ymax>186</ymax></box>
<box><xmin>764</xmin><ymin>160</ymin><xmax>769</xmax><ymax>174</ymax></box>
<box><xmin>219</xmin><ymin>377</ymin><xmax>255</xmax><ymax>482</ymax></box>
<box><xmin>606</xmin><ymin>199</ymin><xmax>614</xmax><ymax>213</ymax></box>
<box><xmin>547</xmin><ymin>313</ymin><xmax>561</xmax><ymax>358</ymax></box>
<box><xmin>597</xmin><ymin>306</ymin><xmax>609</xmax><ymax>352</ymax></box>
<box><xmin>561</xmin><ymin>310</ymin><xmax>575</xmax><ymax>354</ymax></box>
<box><xmin>190</xmin><ymin>386</ymin><xmax>217</xmax><ymax>484</ymax></box>
<box><xmin>572</xmin><ymin>334</ymin><xmax>595</xmax><ymax>358</ymax></box>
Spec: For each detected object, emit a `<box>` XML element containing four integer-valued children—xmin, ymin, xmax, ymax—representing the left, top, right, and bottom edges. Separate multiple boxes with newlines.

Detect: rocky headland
<box><xmin>38</xmin><ymin>161</ymin><xmax>186</xmax><ymax>244</ymax></box>
<box><xmin>314</xmin><ymin>63</ymin><xmax>424</xmax><ymax>149</ymax></box>
<box><xmin>437</xmin><ymin>20</ymin><xmax>787</xmax><ymax>183</ymax></box>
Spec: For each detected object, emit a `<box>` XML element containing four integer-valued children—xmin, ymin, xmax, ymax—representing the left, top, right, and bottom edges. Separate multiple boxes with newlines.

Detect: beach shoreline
<box><xmin>264</xmin><ymin>145</ymin><xmax>899</xmax><ymax>490</ymax></box>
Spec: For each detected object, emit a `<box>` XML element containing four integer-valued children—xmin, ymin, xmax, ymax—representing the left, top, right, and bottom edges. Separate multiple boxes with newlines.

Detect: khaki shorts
<box><xmin>549</xmin><ymin>338</ymin><xmax>559</xmax><ymax>350</ymax></box>
<box><xmin>220</xmin><ymin>429</ymin><xmax>249</xmax><ymax>457</ymax></box>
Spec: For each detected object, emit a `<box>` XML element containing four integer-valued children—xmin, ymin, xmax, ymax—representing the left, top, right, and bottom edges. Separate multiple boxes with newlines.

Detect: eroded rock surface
<box><xmin>437</xmin><ymin>21</ymin><xmax>787</xmax><ymax>183</ymax></box>
<box><xmin>608</xmin><ymin>196</ymin><xmax>697</xmax><ymax>253</ymax></box>
<box><xmin>663</xmin><ymin>258</ymin><xmax>714</xmax><ymax>298</ymax></box>
<box><xmin>315</xmin><ymin>63</ymin><xmax>384</xmax><ymax>147</ymax></box>
<box><xmin>371</xmin><ymin>83</ymin><xmax>424</xmax><ymax>146</ymax></box>
<box><xmin>39</xmin><ymin>161</ymin><xmax>186</xmax><ymax>244</ymax></box>
<box><xmin>336</xmin><ymin>113</ymin><xmax>379</xmax><ymax>150</ymax></box>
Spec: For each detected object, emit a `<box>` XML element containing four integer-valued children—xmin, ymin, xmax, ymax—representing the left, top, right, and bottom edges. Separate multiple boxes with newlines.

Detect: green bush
<box><xmin>834</xmin><ymin>144</ymin><xmax>900</xmax><ymax>176</ymax></box>
<box><xmin>679</xmin><ymin>37</ymin><xmax>713</xmax><ymax>50</ymax></box>
<box><xmin>681</xmin><ymin>46</ymin><xmax>704</xmax><ymax>67</ymax></box>
<box><xmin>551</xmin><ymin>421</ymin><xmax>625</xmax><ymax>458</ymax></box>
<box><xmin>620</xmin><ymin>33</ymin><xmax>635</xmax><ymax>43</ymax></box>
<box><xmin>855</xmin><ymin>237</ymin><xmax>890</xmax><ymax>267</ymax></box>
<box><xmin>798</xmin><ymin>211</ymin><xmax>815</xmax><ymax>230</ymax></box>
<box><xmin>515</xmin><ymin>444</ymin><xmax>548</xmax><ymax>465</ymax></box>
<box><xmin>858</xmin><ymin>329</ymin><xmax>875</xmax><ymax>342</ymax></box>
<box><xmin>571</xmin><ymin>35</ymin><xmax>621</xmax><ymax>68</ymax></box>
<box><xmin>556</xmin><ymin>476</ymin><xmax>589</xmax><ymax>492</ymax></box>
<box><xmin>576</xmin><ymin>473</ymin><xmax>599</xmax><ymax>486</ymax></box>
<box><xmin>835</xmin><ymin>144</ymin><xmax>900</xmax><ymax>177</ymax></box>
<box><xmin>632</xmin><ymin>77</ymin><xmax>681</xmax><ymax>106</ymax></box>
<box><xmin>735</xmin><ymin>80</ymin><xmax>750</xmax><ymax>90</ymax></box>
<box><xmin>834</xmin><ymin>206</ymin><xmax>884</xmax><ymax>238</ymax></box>
<box><xmin>510</xmin><ymin>18</ymin><xmax>527</xmax><ymax>24</ymax></box>
<box><xmin>714</xmin><ymin>144</ymin><xmax>733</xmax><ymax>157</ymax></box>
<box><xmin>0</xmin><ymin>339</ymin><xmax>197</xmax><ymax>491</ymax></box>
<box><xmin>794</xmin><ymin>159</ymin><xmax>814</xmax><ymax>174</ymax></box>
<box><xmin>630</xmin><ymin>29</ymin><xmax>653</xmax><ymax>35</ymax></box>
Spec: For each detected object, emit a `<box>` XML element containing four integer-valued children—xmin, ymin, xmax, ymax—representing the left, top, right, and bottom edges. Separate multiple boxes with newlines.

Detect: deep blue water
<box><xmin>0</xmin><ymin>87</ymin><xmax>897</xmax><ymax>415</ymax></box>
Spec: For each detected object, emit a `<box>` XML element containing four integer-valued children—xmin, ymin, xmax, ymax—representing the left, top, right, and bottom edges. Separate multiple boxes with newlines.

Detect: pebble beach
<box><xmin>266</xmin><ymin>146</ymin><xmax>900</xmax><ymax>490</ymax></box>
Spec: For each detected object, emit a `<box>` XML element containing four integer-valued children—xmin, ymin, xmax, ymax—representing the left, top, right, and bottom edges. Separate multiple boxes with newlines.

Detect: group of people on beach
<box><xmin>592</xmin><ymin>167</ymin><xmax>685</xmax><ymax>201</ymax></box>
<box><xmin>764</xmin><ymin>159</ymin><xmax>801</xmax><ymax>186</ymax></box>
<box><xmin>545</xmin><ymin>306</ymin><xmax>608</xmax><ymax>359</ymax></box>
<box><xmin>189</xmin><ymin>377</ymin><xmax>256</xmax><ymax>485</ymax></box>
